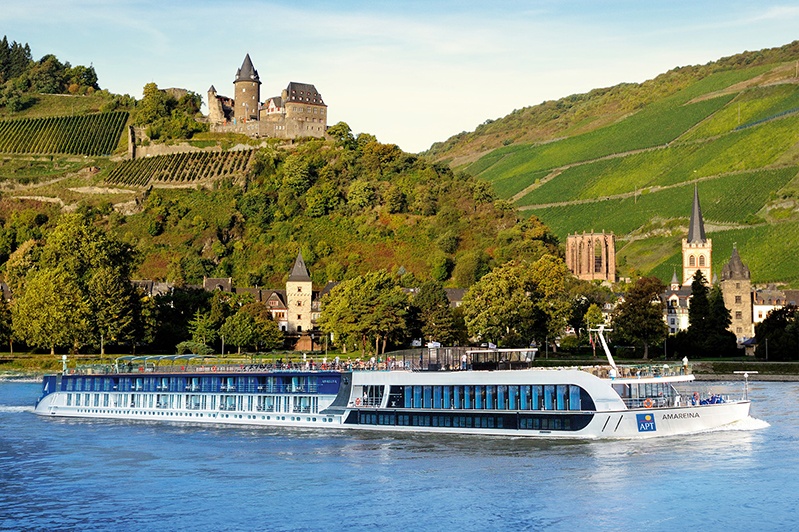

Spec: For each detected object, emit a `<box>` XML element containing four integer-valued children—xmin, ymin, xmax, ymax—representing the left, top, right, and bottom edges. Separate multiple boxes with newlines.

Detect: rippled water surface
<box><xmin>1</xmin><ymin>380</ymin><xmax>796</xmax><ymax>531</ymax></box>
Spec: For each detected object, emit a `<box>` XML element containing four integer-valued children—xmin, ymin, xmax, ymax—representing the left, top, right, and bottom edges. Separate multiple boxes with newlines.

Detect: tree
<box><xmin>410</xmin><ymin>280</ymin><xmax>458</xmax><ymax>345</ymax></box>
<box><xmin>240</xmin><ymin>302</ymin><xmax>284</xmax><ymax>351</ymax></box>
<box><xmin>755</xmin><ymin>305</ymin><xmax>799</xmax><ymax>361</ymax></box>
<box><xmin>461</xmin><ymin>255</ymin><xmax>570</xmax><ymax>347</ymax></box>
<box><xmin>189</xmin><ymin>311</ymin><xmax>217</xmax><ymax>346</ymax></box>
<box><xmin>679</xmin><ymin>272</ymin><xmax>737</xmax><ymax>357</ymax></box>
<box><xmin>220</xmin><ymin>311</ymin><xmax>257</xmax><ymax>355</ymax></box>
<box><xmin>612</xmin><ymin>276</ymin><xmax>667</xmax><ymax>359</ymax></box>
<box><xmin>12</xmin><ymin>268</ymin><xmax>92</xmax><ymax>354</ymax></box>
<box><xmin>687</xmin><ymin>271</ymin><xmax>711</xmax><ymax>337</ymax></box>
<box><xmin>9</xmin><ymin>214</ymin><xmax>138</xmax><ymax>354</ymax></box>
<box><xmin>319</xmin><ymin>270</ymin><xmax>409</xmax><ymax>354</ymax></box>
<box><xmin>88</xmin><ymin>266</ymin><xmax>136</xmax><ymax>355</ymax></box>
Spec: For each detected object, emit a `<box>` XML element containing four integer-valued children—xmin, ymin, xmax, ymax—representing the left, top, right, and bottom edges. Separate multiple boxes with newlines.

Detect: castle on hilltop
<box><xmin>207</xmin><ymin>54</ymin><xmax>328</xmax><ymax>140</ymax></box>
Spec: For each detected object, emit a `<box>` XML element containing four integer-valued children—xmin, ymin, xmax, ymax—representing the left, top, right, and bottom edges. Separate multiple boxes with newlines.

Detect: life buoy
<box><xmin>355</xmin><ymin>397</ymin><xmax>361</xmax><ymax>406</ymax></box>
<box><xmin>643</xmin><ymin>398</ymin><xmax>653</xmax><ymax>408</ymax></box>
<box><xmin>211</xmin><ymin>366</ymin><xmax>217</xmax><ymax>372</ymax></box>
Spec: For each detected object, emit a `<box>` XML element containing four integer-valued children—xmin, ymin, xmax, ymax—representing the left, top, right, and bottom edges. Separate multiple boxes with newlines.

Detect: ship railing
<box><xmin>582</xmin><ymin>363</ymin><xmax>691</xmax><ymax>379</ymax></box>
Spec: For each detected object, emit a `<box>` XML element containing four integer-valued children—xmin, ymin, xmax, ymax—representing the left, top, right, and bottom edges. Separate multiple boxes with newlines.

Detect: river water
<box><xmin>0</xmin><ymin>380</ymin><xmax>795</xmax><ymax>531</ymax></box>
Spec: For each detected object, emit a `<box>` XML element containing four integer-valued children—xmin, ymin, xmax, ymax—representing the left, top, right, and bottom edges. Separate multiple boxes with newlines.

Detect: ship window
<box><xmin>435</xmin><ymin>386</ymin><xmax>445</xmax><ymax>409</ymax></box>
<box><xmin>508</xmin><ymin>386</ymin><xmax>519</xmax><ymax>410</ymax></box>
<box><xmin>486</xmin><ymin>386</ymin><xmax>496</xmax><ymax>409</ymax></box>
<box><xmin>569</xmin><ymin>386</ymin><xmax>581</xmax><ymax>410</ymax></box>
<box><xmin>67</xmin><ymin>394</ymin><xmax>72</xmax><ymax>406</ymax></box>
<box><xmin>556</xmin><ymin>385</ymin><xmax>568</xmax><ymax>410</ymax></box>
<box><xmin>532</xmin><ymin>386</ymin><xmax>542</xmax><ymax>410</ymax></box>
<box><xmin>423</xmin><ymin>386</ymin><xmax>433</xmax><ymax>408</ymax></box>
<box><xmin>412</xmin><ymin>386</ymin><xmax>422</xmax><ymax>408</ymax></box>
<box><xmin>497</xmin><ymin>386</ymin><xmax>507</xmax><ymax>410</ymax></box>
<box><xmin>520</xmin><ymin>385</ymin><xmax>530</xmax><ymax>409</ymax></box>
<box><xmin>443</xmin><ymin>386</ymin><xmax>452</xmax><ymax>408</ymax></box>
<box><xmin>544</xmin><ymin>385</ymin><xmax>555</xmax><ymax>410</ymax></box>
<box><xmin>474</xmin><ymin>386</ymin><xmax>484</xmax><ymax>409</ymax></box>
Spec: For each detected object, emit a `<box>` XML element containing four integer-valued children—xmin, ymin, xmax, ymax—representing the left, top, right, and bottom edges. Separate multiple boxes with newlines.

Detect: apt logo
<box><xmin>636</xmin><ymin>413</ymin><xmax>657</xmax><ymax>432</ymax></box>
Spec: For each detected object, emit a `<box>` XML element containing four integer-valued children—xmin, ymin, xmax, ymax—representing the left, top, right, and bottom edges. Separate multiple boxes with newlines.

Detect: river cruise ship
<box><xmin>34</xmin><ymin>330</ymin><xmax>752</xmax><ymax>439</ymax></box>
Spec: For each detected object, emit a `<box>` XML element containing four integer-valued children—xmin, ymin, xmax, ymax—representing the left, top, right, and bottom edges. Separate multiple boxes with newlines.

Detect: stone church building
<box><xmin>207</xmin><ymin>54</ymin><xmax>328</xmax><ymax>140</ymax></box>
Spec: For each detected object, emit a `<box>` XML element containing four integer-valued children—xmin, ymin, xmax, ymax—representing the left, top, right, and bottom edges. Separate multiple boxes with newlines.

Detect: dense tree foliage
<box><xmin>461</xmin><ymin>255</ymin><xmax>571</xmax><ymax>347</ymax></box>
<box><xmin>408</xmin><ymin>280</ymin><xmax>462</xmax><ymax>345</ymax></box>
<box><xmin>318</xmin><ymin>270</ymin><xmax>409</xmax><ymax>355</ymax></box>
<box><xmin>116</xmin><ymin>128</ymin><xmax>560</xmax><ymax>291</ymax></box>
<box><xmin>8</xmin><ymin>214</ymin><xmax>139</xmax><ymax>354</ymax></box>
<box><xmin>672</xmin><ymin>272</ymin><xmax>738</xmax><ymax>357</ymax></box>
<box><xmin>0</xmin><ymin>36</ymin><xmax>100</xmax><ymax>111</ymax></box>
<box><xmin>755</xmin><ymin>305</ymin><xmax>799</xmax><ymax>361</ymax></box>
<box><xmin>612</xmin><ymin>276</ymin><xmax>668</xmax><ymax>359</ymax></box>
<box><xmin>134</xmin><ymin>82</ymin><xmax>206</xmax><ymax>140</ymax></box>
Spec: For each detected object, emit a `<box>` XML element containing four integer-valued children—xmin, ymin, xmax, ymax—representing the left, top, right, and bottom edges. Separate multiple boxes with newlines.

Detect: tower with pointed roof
<box><xmin>234</xmin><ymin>54</ymin><xmax>261</xmax><ymax>122</ymax></box>
<box><xmin>721</xmin><ymin>246</ymin><xmax>753</xmax><ymax>340</ymax></box>
<box><xmin>681</xmin><ymin>186</ymin><xmax>712</xmax><ymax>285</ymax></box>
<box><xmin>286</xmin><ymin>251</ymin><xmax>313</xmax><ymax>333</ymax></box>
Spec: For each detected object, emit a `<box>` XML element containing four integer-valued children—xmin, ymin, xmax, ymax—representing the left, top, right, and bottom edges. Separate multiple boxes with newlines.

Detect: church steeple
<box><xmin>681</xmin><ymin>185</ymin><xmax>712</xmax><ymax>286</ymax></box>
<box><xmin>687</xmin><ymin>185</ymin><xmax>706</xmax><ymax>244</ymax></box>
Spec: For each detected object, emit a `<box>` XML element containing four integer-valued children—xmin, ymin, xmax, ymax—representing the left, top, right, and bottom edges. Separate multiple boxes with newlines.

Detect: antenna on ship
<box><xmin>589</xmin><ymin>325</ymin><xmax>616</xmax><ymax>371</ymax></box>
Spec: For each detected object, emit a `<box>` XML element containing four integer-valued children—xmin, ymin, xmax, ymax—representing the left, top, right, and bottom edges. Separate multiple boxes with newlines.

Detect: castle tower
<box><xmin>285</xmin><ymin>251</ymin><xmax>313</xmax><ymax>334</ymax></box>
<box><xmin>566</xmin><ymin>231</ymin><xmax>616</xmax><ymax>283</ymax></box>
<box><xmin>682</xmin><ymin>186</ymin><xmax>712</xmax><ymax>285</ymax></box>
<box><xmin>721</xmin><ymin>246</ymin><xmax>753</xmax><ymax>341</ymax></box>
<box><xmin>233</xmin><ymin>54</ymin><xmax>260</xmax><ymax>122</ymax></box>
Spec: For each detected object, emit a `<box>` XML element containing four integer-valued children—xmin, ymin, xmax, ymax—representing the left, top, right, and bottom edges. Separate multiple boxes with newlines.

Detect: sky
<box><xmin>3</xmin><ymin>1</ymin><xmax>799</xmax><ymax>153</ymax></box>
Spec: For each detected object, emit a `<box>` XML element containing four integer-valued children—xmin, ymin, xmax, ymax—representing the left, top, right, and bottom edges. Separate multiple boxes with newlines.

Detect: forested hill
<box><xmin>428</xmin><ymin>40</ymin><xmax>799</xmax><ymax>287</ymax></box>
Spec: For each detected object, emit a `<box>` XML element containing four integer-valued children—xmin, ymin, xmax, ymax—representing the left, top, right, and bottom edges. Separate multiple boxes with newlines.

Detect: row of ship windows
<box><xmin>387</xmin><ymin>384</ymin><xmax>593</xmax><ymax>412</ymax></box>
<box><xmin>64</xmin><ymin>392</ymin><xmax>319</xmax><ymax>414</ymax></box>
<box><xmin>64</xmin><ymin>376</ymin><xmax>322</xmax><ymax>393</ymax></box>
<box><xmin>351</xmin><ymin>412</ymin><xmax>592</xmax><ymax>432</ymax></box>
<box><xmin>71</xmin><ymin>408</ymin><xmax>337</xmax><ymax>424</ymax></box>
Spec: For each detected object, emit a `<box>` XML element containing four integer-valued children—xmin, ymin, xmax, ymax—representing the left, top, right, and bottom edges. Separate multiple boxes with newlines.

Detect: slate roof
<box><xmin>284</xmin><ymin>82</ymin><xmax>325</xmax><ymax>105</ymax></box>
<box><xmin>721</xmin><ymin>246</ymin><xmax>750</xmax><ymax>280</ymax></box>
<box><xmin>687</xmin><ymin>186</ymin><xmax>707</xmax><ymax>244</ymax></box>
<box><xmin>234</xmin><ymin>53</ymin><xmax>261</xmax><ymax>84</ymax></box>
<box><xmin>288</xmin><ymin>252</ymin><xmax>312</xmax><ymax>282</ymax></box>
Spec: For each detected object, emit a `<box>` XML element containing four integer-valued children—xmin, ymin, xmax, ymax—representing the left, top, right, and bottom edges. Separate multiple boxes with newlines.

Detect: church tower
<box><xmin>233</xmin><ymin>54</ymin><xmax>260</xmax><ymax>122</ymax></box>
<box><xmin>682</xmin><ymin>186</ymin><xmax>712</xmax><ymax>285</ymax></box>
<box><xmin>285</xmin><ymin>252</ymin><xmax>313</xmax><ymax>334</ymax></box>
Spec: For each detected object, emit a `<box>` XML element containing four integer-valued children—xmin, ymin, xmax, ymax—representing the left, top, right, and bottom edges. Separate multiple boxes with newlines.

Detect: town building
<box><xmin>207</xmin><ymin>54</ymin><xmax>328</xmax><ymax>140</ymax></box>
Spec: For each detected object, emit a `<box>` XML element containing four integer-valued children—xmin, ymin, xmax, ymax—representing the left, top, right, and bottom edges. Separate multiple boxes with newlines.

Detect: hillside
<box><xmin>430</xmin><ymin>41</ymin><xmax>799</xmax><ymax>287</ymax></box>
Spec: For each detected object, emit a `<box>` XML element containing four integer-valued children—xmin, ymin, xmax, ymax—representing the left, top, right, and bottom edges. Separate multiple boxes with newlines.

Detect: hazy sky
<box><xmin>3</xmin><ymin>1</ymin><xmax>799</xmax><ymax>152</ymax></box>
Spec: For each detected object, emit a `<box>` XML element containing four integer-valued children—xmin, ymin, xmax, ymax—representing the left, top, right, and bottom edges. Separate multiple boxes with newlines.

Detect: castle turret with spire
<box><xmin>682</xmin><ymin>186</ymin><xmax>712</xmax><ymax>285</ymax></box>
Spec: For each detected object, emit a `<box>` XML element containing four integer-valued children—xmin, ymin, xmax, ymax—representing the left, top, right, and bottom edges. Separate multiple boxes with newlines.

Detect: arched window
<box><xmin>594</xmin><ymin>240</ymin><xmax>603</xmax><ymax>273</ymax></box>
<box><xmin>689</xmin><ymin>255</ymin><xmax>696</xmax><ymax>267</ymax></box>
<box><xmin>699</xmin><ymin>255</ymin><xmax>706</xmax><ymax>267</ymax></box>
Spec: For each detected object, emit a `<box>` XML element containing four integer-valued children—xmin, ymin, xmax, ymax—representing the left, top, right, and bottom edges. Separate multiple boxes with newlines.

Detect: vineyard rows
<box><xmin>515</xmin><ymin>114</ymin><xmax>799</xmax><ymax>206</ymax></box>
<box><xmin>527</xmin><ymin>167</ymin><xmax>797</xmax><ymax>240</ymax></box>
<box><xmin>106</xmin><ymin>150</ymin><xmax>255</xmax><ymax>186</ymax></box>
<box><xmin>0</xmin><ymin>111</ymin><xmax>128</xmax><ymax>156</ymax></box>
